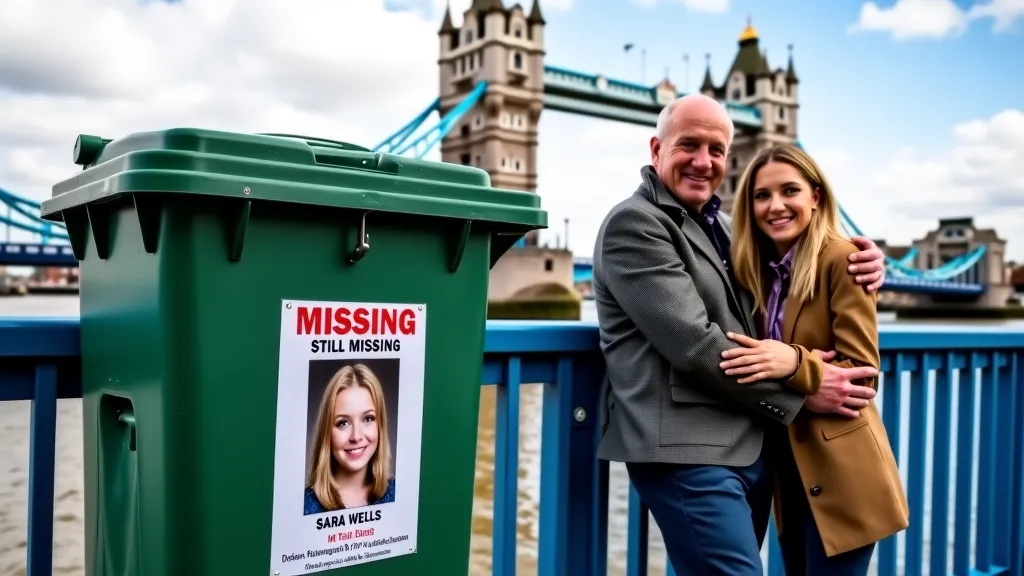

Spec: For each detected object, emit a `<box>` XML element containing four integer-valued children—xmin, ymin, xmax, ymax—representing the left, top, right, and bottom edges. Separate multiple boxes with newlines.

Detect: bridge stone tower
<box><xmin>700</xmin><ymin>19</ymin><xmax>801</xmax><ymax>214</ymax></box>
<box><xmin>437</xmin><ymin>0</ymin><xmax>546</xmax><ymax>246</ymax></box>
<box><xmin>911</xmin><ymin>217</ymin><xmax>1013</xmax><ymax>306</ymax></box>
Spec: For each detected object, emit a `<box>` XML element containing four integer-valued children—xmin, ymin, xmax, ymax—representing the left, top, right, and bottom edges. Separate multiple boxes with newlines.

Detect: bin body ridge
<box><xmin>41</xmin><ymin>128</ymin><xmax>546</xmax><ymax>576</ymax></box>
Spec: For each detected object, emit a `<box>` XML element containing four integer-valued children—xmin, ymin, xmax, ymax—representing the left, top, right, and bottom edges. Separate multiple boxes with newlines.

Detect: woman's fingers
<box><xmin>725</xmin><ymin>362</ymin><xmax>767</xmax><ymax>376</ymax></box>
<box><xmin>737</xmin><ymin>371</ymin><xmax>771</xmax><ymax>384</ymax></box>
<box><xmin>726</xmin><ymin>332</ymin><xmax>760</xmax><ymax>347</ymax></box>
<box><xmin>720</xmin><ymin>346</ymin><xmax>758</xmax><ymax>360</ymax></box>
<box><xmin>720</xmin><ymin>353</ymin><xmax>766</xmax><ymax>370</ymax></box>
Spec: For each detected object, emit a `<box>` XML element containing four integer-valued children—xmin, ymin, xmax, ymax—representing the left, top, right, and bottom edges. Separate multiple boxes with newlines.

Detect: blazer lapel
<box><xmin>782</xmin><ymin>295</ymin><xmax>806</xmax><ymax>343</ymax></box>
<box><xmin>680</xmin><ymin>217</ymin><xmax>731</xmax><ymax>286</ymax></box>
<box><xmin>639</xmin><ymin>168</ymin><xmax>751</xmax><ymax>333</ymax></box>
<box><xmin>716</xmin><ymin>213</ymin><xmax>755</xmax><ymax>324</ymax></box>
<box><xmin>679</xmin><ymin>217</ymin><xmax>751</xmax><ymax>333</ymax></box>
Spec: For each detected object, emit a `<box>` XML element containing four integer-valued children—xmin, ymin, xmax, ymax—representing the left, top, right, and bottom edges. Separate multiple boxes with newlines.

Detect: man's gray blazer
<box><xmin>591</xmin><ymin>166</ymin><xmax>806</xmax><ymax>468</ymax></box>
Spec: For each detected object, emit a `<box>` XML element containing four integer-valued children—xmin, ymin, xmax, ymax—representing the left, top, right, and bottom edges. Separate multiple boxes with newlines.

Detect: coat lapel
<box><xmin>782</xmin><ymin>292</ymin><xmax>806</xmax><ymax>343</ymax></box>
<box><xmin>638</xmin><ymin>167</ymin><xmax>750</xmax><ymax>333</ymax></box>
<box><xmin>680</xmin><ymin>217</ymin><xmax>732</xmax><ymax>288</ymax></box>
<box><xmin>717</xmin><ymin>213</ymin><xmax>756</xmax><ymax>325</ymax></box>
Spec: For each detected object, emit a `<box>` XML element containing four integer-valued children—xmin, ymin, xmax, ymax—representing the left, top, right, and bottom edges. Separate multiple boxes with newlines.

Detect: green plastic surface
<box><xmin>42</xmin><ymin>127</ymin><xmax>545</xmax><ymax>234</ymax></box>
<box><xmin>46</xmin><ymin>127</ymin><xmax>546</xmax><ymax>576</ymax></box>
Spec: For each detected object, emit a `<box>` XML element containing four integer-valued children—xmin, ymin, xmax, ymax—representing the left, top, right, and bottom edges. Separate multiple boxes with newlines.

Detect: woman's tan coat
<box><xmin>776</xmin><ymin>237</ymin><xmax>909</xmax><ymax>557</ymax></box>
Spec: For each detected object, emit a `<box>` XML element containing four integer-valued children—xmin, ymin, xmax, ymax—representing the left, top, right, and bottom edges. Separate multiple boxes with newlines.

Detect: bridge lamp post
<box><xmin>623</xmin><ymin>43</ymin><xmax>647</xmax><ymax>84</ymax></box>
<box><xmin>682</xmin><ymin>54</ymin><xmax>689</xmax><ymax>91</ymax></box>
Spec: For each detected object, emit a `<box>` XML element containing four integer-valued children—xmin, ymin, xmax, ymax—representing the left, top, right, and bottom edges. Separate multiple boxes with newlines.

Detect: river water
<box><xmin>1</xmin><ymin>295</ymin><xmax>1021</xmax><ymax>575</ymax></box>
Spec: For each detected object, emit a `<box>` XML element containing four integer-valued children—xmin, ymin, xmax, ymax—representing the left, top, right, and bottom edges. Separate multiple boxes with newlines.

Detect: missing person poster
<box><xmin>269</xmin><ymin>300</ymin><xmax>426</xmax><ymax>575</ymax></box>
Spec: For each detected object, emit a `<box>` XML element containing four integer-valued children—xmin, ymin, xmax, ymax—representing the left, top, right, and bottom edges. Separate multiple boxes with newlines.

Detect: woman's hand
<box><xmin>719</xmin><ymin>332</ymin><xmax>799</xmax><ymax>384</ymax></box>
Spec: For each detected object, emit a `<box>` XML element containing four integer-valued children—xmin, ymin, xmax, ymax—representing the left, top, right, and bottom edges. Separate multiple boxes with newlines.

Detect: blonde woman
<box><xmin>718</xmin><ymin>143</ymin><xmax>908</xmax><ymax>575</ymax></box>
<box><xmin>304</xmin><ymin>364</ymin><xmax>395</xmax><ymax>514</ymax></box>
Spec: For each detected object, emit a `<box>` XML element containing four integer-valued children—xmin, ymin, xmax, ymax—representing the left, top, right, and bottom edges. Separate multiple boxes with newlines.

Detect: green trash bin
<box><xmin>40</xmin><ymin>128</ymin><xmax>546</xmax><ymax>576</ymax></box>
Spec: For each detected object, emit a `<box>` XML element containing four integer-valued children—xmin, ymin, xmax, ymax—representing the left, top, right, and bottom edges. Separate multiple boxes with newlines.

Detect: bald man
<box><xmin>590</xmin><ymin>94</ymin><xmax>887</xmax><ymax>574</ymax></box>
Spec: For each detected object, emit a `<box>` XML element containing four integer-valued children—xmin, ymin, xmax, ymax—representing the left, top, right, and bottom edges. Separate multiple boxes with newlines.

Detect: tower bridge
<box><xmin>0</xmin><ymin>0</ymin><xmax>1010</xmax><ymax>308</ymax></box>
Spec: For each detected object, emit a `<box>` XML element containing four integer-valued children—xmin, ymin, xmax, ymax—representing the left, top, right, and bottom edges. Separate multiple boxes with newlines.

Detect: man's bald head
<box><xmin>655</xmin><ymin>94</ymin><xmax>734</xmax><ymax>148</ymax></box>
<box><xmin>649</xmin><ymin>93</ymin><xmax>733</xmax><ymax>211</ymax></box>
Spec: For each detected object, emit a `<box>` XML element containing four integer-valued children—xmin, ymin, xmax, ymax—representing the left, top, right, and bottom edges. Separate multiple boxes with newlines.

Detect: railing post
<box><xmin>953</xmin><ymin>354</ymin><xmax>981</xmax><ymax>575</ymax></box>
<box><xmin>26</xmin><ymin>364</ymin><xmax>57</xmax><ymax>576</ymax></box>
<box><xmin>1012</xmin><ymin>352</ymin><xmax>1024</xmax><ymax>575</ymax></box>
<box><xmin>493</xmin><ymin>357</ymin><xmax>522</xmax><ymax>576</ymax></box>
<box><xmin>576</xmin><ymin>355</ymin><xmax>608</xmax><ymax>576</ymax></box>
<box><xmin>538</xmin><ymin>352</ymin><xmax>608</xmax><ymax>576</ymax></box>
<box><xmin>928</xmin><ymin>352</ymin><xmax>959</xmax><ymax>576</ymax></box>
<box><xmin>626</xmin><ymin>484</ymin><xmax>648</xmax><ymax>576</ymax></box>
<box><xmin>976</xmin><ymin>352</ymin><xmax>1002</xmax><ymax>572</ymax></box>
<box><xmin>877</xmin><ymin>352</ymin><xmax>905</xmax><ymax>576</ymax></box>
<box><xmin>993</xmin><ymin>352</ymin><xmax>1015</xmax><ymax>570</ymax></box>
<box><xmin>538</xmin><ymin>357</ymin><xmax>573</xmax><ymax>576</ymax></box>
<box><xmin>905</xmin><ymin>353</ymin><xmax>930</xmax><ymax>576</ymax></box>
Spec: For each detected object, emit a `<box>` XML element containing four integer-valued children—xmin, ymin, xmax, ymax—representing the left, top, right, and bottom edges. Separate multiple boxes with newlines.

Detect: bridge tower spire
<box><xmin>701</xmin><ymin>17</ymin><xmax>802</xmax><ymax>214</ymax></box>
<box><xmin>437</xmin><ymin>0</ymin><xmax>546</xmax><ymax>245</ymax></box>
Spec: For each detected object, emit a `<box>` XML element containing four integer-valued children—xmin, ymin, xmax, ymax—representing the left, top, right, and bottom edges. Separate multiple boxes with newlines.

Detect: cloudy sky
<box><xmin>1</xmin><ymin>0</ymin><xmax>1022</xmax><ymax>261</ymax></box>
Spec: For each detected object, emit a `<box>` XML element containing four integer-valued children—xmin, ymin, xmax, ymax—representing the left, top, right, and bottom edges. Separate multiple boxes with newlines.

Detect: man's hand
<box><xmin>719</xmin><ymin>332</ymin><xmax>799</xmax><ymax>384</ymax></box>
<box><xmin>803</xmin><ymin>349</ymin><xmax>879</xmax><ymax>418</ymax></box>
<box><xmin>848</xmin><ymin>235</ymin><xmax>887</xmax><ymax>293</ymax></box>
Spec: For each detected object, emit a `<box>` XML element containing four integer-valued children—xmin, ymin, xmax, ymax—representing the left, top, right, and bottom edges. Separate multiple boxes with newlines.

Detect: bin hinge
<box><xmin>449</xmin><ymin>220</ymin><xmax>472</xmax><ymax>273</ymax></box>
<box><xmin>347</xmin><ymin>212</ymin><xmax>372</xmax><ymax>264</ymax></box>
<box><xmin>86</xmin><ymin>202</ymin><xmax>114</xmax><ymax>260</ymax></box>
<box><xmin>227</xmin><ymin>199</ymin><xmax>252</xmax><ymax>262</ymax></box>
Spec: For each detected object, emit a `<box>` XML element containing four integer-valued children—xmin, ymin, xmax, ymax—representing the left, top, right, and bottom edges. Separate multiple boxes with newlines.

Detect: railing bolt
<box><xmin>574</xmin><ymin>406</ymin><xmax>586</xmax><ymax>422</ymax></box>
<box><xmin>243</xmin><ymin>187</ymin><xmax>251</xmax><ymax>195</ymax></box>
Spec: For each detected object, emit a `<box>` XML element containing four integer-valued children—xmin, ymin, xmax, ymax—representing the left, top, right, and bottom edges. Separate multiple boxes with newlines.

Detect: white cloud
<box><xmin>534</xmin><ymin>114</ymin><xmax>654</xmax><ymax>253</ymax></box>
<box><xmin>849</xmin><ymin>0</ymin><xmax>1024</xmax><ymax>39</ymax></box>
<box><xmin>628</xmin><ymin>0</ymin><xmax>729</xmax><ymax>12</ymax></box>
<box><xmin>544</xmin><ymin>108</ymin><xmax>1024</xmax><ymax>263</ymax></box>
<box><xmin>968</xmin><ymin>0</ymin><xmax>1024</xmax><ymax>32</ymax></box>
<box><xmin>0</xmin><ymin>0</ymin><xmax>433</xmax><ymax>241</ymax></box>
<box><xmin>815</xmin><ymin>108</ymin><xmax>1024</xmax><ymax>261</ymax></box>
<box><xmin>849</xmin><ymin>0</ymin><xmax>967</xmax><ymax>39</ymax></box>
<box><xmin>0</xmin><ymin>0</ymin><xmax>600</xmax><ymax>243</ymax></box>
<box><xmin>0</xmin><ymin>0</ymin><xmax>442</xmax><ymax>148</ymax></box>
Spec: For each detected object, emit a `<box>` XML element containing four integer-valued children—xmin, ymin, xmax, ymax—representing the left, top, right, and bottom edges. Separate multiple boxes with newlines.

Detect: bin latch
<box><xmin>348</xmin><ymin>211</ymin><xmax>372</xmax><ymax>264</ymax></box>
<box><xmin>118</xmin><ymin>411</ymin><xmax>137</xmax><ymax>452</ymax></box>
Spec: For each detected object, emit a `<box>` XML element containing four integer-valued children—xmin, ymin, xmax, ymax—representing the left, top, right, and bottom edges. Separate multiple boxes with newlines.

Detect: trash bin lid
<box><xmin>39</xmin><ymin>128</ymin><xmax>546</xmax><ymax>231</ymax></box>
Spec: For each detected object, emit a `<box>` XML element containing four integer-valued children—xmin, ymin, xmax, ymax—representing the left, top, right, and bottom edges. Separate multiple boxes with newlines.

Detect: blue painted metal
<box><xmin>0</xmin><ymin>317</ymin><xmax>80</xmax><ymax>576</ymax></box>
<box><xmin>3</xmin><ymin>317</ymin><xmax>1024</xmax><ymax>576</ymax></box>
<box><xmin>0</xmin><ymin>242</ymin><xmax>78</xmax><ymax>267</ymax></box>
<box><xmin>542</xmin><ymin>65</ymin><xmax>762</xmax><ymax>130</ymax></box>
<box><xmin>838</xmin><ymin>202</ymin><xmax>988</xmax><ymax>282</ymax></box>
<box><xmin>27</xmin><ymin>365</ymin><xmax>56</xmax><ymax>576</ymax></box>
<box><xmin>374</xmin><ymin>81</ymin><xmax>488</xmax><ymax>159</ymax></box>
<box><xmin>373</xmin><ymin>97</ymin><xmax>441</xmax><ymax>154</ymax></box>
<box><xmin>895</xmin><ymin>247</ymin><xmax>919</xmax><ymax>266</ymax></box>
<box><xmin>0</xmin><ymin>187</ymin><xmax>67</xmax><ymax>241</ymax></box>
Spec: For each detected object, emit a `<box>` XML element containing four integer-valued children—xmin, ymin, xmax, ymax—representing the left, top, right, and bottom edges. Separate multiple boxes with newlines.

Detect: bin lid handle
<box><xmin>259</xmin><ymin>133</ymin><xmax>372</xmax><ymax>153</ymax></box>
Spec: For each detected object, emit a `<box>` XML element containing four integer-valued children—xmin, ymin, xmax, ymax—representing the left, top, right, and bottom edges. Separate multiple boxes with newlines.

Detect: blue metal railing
<box><xmin>2</xmin><ymin>317</ymin><xmax>1023</xmax><ymax>575</ymax></box>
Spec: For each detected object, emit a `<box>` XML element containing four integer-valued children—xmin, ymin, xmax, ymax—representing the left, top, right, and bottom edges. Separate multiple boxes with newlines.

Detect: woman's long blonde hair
<box><xmin>307</xmin><ymin>364</ymin><xmax>393</xmax><ymax>509</ymax></box>
<box><xmin>731</xmin><ymin>143</ymin><xmax>846</xmax><ymax>315</ymax></box>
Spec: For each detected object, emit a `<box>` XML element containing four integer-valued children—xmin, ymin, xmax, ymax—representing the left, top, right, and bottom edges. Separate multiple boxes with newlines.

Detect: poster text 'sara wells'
<box><xmin>269</xmin><ymin>300</ymin><xmax>426</xmax><ymax>575</ymax></box>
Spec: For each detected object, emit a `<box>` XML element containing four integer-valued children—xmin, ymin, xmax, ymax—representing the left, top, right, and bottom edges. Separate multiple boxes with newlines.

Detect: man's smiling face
<box><xmin>650</xmin><ymin>96</ymin><xmax>731</xmax><ymax>211</ymax></box>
